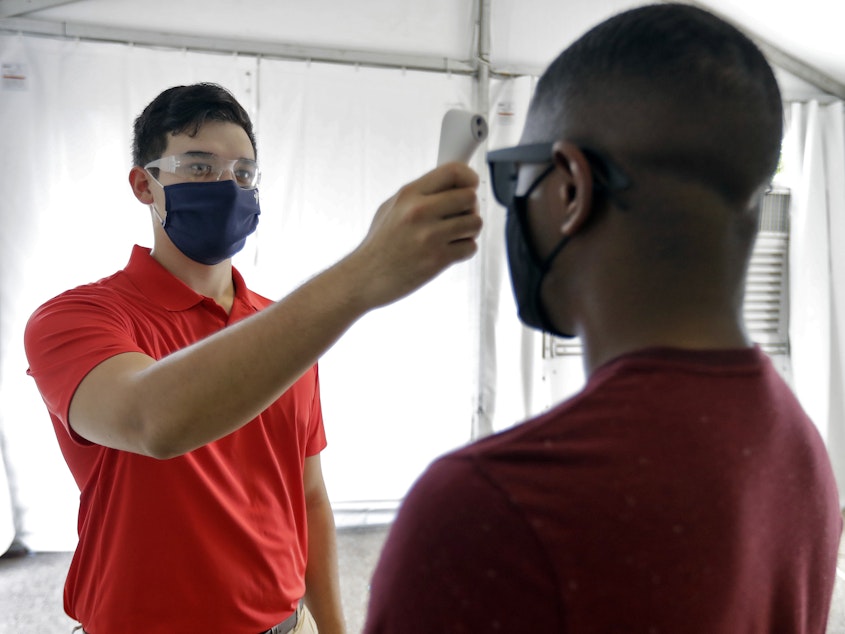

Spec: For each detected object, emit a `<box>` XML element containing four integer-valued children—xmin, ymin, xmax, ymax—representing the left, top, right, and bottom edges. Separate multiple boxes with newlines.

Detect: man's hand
<box><xmin>347</xmin><ymin>162</ymin><xmax>482</xmax><ymax>309</ymax></box>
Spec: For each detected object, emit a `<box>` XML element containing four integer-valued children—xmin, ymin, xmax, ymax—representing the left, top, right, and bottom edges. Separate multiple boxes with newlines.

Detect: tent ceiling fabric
<box><xmin>1</xmin><ymin>0</ymin><xmax>479</xmax><ymax>62</ymax></box>
<box><xmin>0</xmin><ymin>0</ymin><xmax>843</xmax><ymax>94</ymax></box>
<box><xmin>699</xmin><ymin>0</ymin><xmax>845</xmax><ymax>88</ymax></box>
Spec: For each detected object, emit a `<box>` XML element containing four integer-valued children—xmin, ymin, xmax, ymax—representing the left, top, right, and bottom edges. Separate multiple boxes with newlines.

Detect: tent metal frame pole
<box><xmin>3</xmin><ymin>10</ymin><xmax>843</xmax><ymax>99</ymax></box>
<box><xmin>0</xmin><ymin>16</ymin><xmax>477</xmax><ymax>75</ymax></box>
<box><xmin>471</xmin><ymin>0</ymin><xmax>495</xmax><ymax>441</ymax></box>
<box><xmin>0</xmin><ymin>0</ymin><xmax>78</xmax><ymax>18</ymax></box>
<box><xmin>755</xmin><ymin>40</ymin><xmax>845</xmax><ymax>102</ymax></box>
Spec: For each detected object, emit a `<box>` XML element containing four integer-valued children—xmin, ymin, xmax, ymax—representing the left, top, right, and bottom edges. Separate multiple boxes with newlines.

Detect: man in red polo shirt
<box><xmin>24</xmin><ymin>83</ymin><xmax>481</xmax><ymax>633</ymax></box>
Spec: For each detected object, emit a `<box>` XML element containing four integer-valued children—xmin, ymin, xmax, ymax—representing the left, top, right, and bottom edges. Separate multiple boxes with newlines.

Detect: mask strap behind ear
<box><xmin>150</xmin><ymin>203</ymin><xmax>166</xmax><ymax>227</ymax></box>
<box><xmin>145</xmin><ymin>169</ymin><xmax>167</xmax><ymax>226</ymax></box>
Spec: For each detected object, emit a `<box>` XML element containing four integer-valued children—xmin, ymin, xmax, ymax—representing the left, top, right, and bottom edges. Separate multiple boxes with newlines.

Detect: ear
<box><xmin>552</xmin><ymin>141</ymin><xmax>594</xmax><ymax>237</ymax></box>
<box><xmin>129</xmin><ymin>166</ymin><xmax>156</xmax><ymax>204</ymax></box>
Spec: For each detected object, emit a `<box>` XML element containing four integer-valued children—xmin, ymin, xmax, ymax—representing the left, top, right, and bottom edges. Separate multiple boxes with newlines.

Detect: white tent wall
<box><xmin>0</xmin><ymin>34</ymin><xmax>264</xmax><ymax>550</ymax></box>
<box><xmin>249</xmin><ymin>58</ymin><xmax>485</xmax><ymax>516</ymax></box>
<box><xmin>0</xmin><ymin>31</ymin><xmax>509</xmax><ymax>549</ymax></box>
<box><xmin>1</xmin><ymin>0</ymin><xmax>844</xmax><ymax>552</ymax></box>
<box><xmin>785</xmin><ymin>99</ymin><xmax>845</xmax><ymax>508</ymax></box>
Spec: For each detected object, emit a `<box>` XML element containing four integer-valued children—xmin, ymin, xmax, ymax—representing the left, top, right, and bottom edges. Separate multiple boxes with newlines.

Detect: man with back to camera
<box><xmin>23</xmin><ymin>83</ymin><xmax>482</xmax><ymax>633</ymax></box>
<box><xmin>363</xmin><ymin>4</ymin><xmax>842</xmax><ymax>632</ymax></box>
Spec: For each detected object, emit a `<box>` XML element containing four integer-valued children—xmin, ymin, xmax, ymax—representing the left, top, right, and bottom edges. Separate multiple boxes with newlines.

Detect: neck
<box><xmin>578</xmin><ymin>300</ymin><xmax>752</xmax><ymax>376</ymax></box>
<box><xmin>151</xmin><ymin>244</ymin><xmax>236</xmax><ymax>313</ymax></box>
<box><xmin>566</xmin><ymin>211</ymin><xmax>755</xmax><ymax>375</ymax></box>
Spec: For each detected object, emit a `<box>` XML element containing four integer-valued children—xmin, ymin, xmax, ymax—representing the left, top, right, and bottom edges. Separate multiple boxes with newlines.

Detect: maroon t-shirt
<box><xmin>365</xmin><ymin>347</ymin><xmax>841</xmax><ymax>633</ymax></box>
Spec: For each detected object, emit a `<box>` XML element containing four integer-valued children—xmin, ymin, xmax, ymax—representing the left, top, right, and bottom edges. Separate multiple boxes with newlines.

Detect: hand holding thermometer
<box><xmin>437</xmin><ymin>109</ymin><xmax>489</xmax><ymax>165</ymax></box>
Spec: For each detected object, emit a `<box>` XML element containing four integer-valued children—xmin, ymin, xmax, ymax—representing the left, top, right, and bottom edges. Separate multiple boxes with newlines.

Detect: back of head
<box><xmin>525</xmin><ymin>3</ymin><xmax>783</xmax><ymax>208</ymax></box>
<box><xmin>132</xmin><ymin>83</ymin><xmax>257</xmax><ymax>167</ymax></box>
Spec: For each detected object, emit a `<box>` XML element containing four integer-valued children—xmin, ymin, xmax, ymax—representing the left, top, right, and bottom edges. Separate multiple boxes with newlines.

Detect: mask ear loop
<box><xmin>150</xmin><ymin>203</ymin><xmax>166</xmax><ymax>227</ymax></box>
<box><xmin>512</xmin><ymin>163</ymin><xmax>557</xmax><ymax>266</ymax></box>
<box><xmin>512</xmin><ymin>162</ymin><xmax>573</xmax><ymax>337</ymax></box>
<box><xmin>145</xmin><ymin>168</ymin><xmax>168</xmax><ymax>227</ymax></box>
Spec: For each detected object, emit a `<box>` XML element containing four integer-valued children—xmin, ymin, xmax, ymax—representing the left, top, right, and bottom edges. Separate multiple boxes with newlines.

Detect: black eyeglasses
<box><xmin>486</xmin><ymin>142</ymin><xmax>631</xmax><ymax>208</ymax></box>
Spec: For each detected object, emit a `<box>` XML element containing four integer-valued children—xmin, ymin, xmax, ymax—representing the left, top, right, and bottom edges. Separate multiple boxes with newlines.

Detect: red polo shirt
<box><xmin>25</xmin><ymin>245</ymin><xmax>326</xmax><ymax>633</ymax></box>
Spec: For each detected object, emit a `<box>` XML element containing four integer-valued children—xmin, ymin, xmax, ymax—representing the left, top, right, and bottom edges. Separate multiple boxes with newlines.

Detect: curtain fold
<box><xmin>786</xmin><ymin>99</ymin><xmax>845</xmax><ymax>507</ymax></box>
<box><xmin>0</xmin><ymin>447</ymin><xmax>13</xmax><ymax>554</ymax></box>
<box><xmin>483</xmin><ymin>75</ymin><xmax>559</xmax><ymax>432</ymax></box>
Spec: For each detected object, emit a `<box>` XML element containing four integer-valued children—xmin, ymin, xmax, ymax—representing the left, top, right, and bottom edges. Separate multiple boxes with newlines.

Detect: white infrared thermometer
<box><xmin>437</xmin><ymin>109</ymin><xmax>488</xmax><ymax>165</ymax></box>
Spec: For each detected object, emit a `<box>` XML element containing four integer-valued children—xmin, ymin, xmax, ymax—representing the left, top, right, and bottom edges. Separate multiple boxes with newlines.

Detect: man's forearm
<box><xmin>69</xmin><ymin>254</ymin><xmax>371</xmax><ymax>457</ymax></box>
<box><xmin>304</xmin><ymin>493</ymin><xmax>346</xmax><ymax>634</ymax></box>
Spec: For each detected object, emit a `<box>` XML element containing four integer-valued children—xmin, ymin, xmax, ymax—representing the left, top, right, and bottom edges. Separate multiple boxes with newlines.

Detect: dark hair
<box><xmin>131</xmin><ymin>83</ymin><xmax>257</xmax><ymax>168</ymax></box>
<box><xmin>529</xmin><ymin>3</ymin><xmax>783</xmax><ymax>204</ymax></box>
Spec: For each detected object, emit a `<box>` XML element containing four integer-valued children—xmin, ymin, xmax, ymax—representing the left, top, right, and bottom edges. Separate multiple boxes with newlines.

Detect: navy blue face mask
<box><xmin>156</xmin><ymin>180</ymin><xmax>261</xmax><ymax>265</ymax></box>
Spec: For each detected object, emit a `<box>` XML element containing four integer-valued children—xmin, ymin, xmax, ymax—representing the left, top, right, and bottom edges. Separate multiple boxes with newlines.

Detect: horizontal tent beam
<box><xmin>0</xmin><ymin>0</ymin><xmax>80</xmax><ymax>19</ymax></box>
<box><xmin>0</xmin><ymin>16</ymin><xmax>477</xmax><ymax>75</ymax></box>
<box><xmin>2</xmin><ymin>11</ymin><xmax>843</xmax><ymax>99</ymax></box>
<box><xmin>493</xmin><ymin>48</ymin><xmax>845</xmax><ymax>103</ymax></box>
<box><xmin>755</xmin><ymin>40</ymin><xmax>845</xmax><ymax>102</ymax></box>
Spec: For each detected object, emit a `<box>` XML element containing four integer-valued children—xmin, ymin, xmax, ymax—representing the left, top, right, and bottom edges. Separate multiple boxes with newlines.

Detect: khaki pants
<box><xmin>291</xmin><ymin>603</ymin><xmax>318</xmax><ymax>633</ymax></box>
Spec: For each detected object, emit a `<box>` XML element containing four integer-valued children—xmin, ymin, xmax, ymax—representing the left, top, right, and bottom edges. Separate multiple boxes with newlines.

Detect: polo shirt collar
<box><xmin>123</xmin><ymin>245</ymin><xmax>260</xmax><ymax>313</ymax></box>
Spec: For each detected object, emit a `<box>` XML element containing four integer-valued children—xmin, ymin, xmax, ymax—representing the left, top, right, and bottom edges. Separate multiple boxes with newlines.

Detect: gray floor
<box><xmin>829</xmin><ymin>545</ymin><xmax>845</xmax><ymax>634</ymax></box>
<box><xmin>2</xmin><ymin>524</ymin><xmax>844</xmax><ymax>634</ymax></box>
<box><xmin>0</xmin><ymin>525</ymin><xmax>389</xmax><ymax>634</ymax></box>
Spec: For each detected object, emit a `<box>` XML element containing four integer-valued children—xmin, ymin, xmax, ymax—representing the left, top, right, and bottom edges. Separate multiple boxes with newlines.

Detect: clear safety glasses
<box><xmin>145</xmin><ymin>152</ymin><xmax>261</xmax><ymax>190</ymax></box>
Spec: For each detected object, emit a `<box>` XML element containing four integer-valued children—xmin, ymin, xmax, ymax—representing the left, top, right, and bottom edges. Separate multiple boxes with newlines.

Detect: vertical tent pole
<box><xmin>471</xmin><ymin>0</ymin><xmax>495</xmax><ymax>440</ymax></box>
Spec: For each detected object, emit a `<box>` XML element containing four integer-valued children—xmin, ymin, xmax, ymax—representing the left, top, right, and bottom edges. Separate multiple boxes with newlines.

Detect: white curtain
<box><xmin>0</xmin><ymin>33</ymin><xmax>261</xmax><ymax>551</ymax></box>
<box><xmin>483</xmin><ymin>75</ymin><xmax>538</xmax><ymax>432</ymax></box>
<box><xmin>0</xmin><ymin>32</ymin><xmax>488</xmax><ymax>550</ymax></box>
<box><xmin>785</xmin><ymin>99</ymin><xmax>845</xmax><ymax>508</ymax></box>
<box><xmin>0</xmin><ymin>449</ymin><xmax>12</xmax><ymax>553</ymax></box>
<box><xmin>6</xmin><ymin>31</ymin><xmax>840</xmax><ymax>555</ymax></box>
<box><xmin>248</xmin><ymin>58</ymin><xmax>480</xmax><ymax>510</ymax></box>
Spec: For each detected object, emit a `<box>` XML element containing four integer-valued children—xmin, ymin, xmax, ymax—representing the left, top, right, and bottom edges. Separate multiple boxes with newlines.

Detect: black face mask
<box><xmin>492</xmin><ymin>144</ymin><xmax>631</xmax><ymax>339</ymax></box>
<box><xmin>505</xmin><ymin>164</ymin><xmax>575</xmax><ymax>338</ymax></box>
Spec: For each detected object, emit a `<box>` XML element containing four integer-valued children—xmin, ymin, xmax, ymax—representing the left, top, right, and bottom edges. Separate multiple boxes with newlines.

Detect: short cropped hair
<box><xmin>132</xmin><ymin>83</ymin><xmax>257</xmax><ymax>168</ymax></box>
<box><xmin>529</xmin><ymin>3</ymin><xmax>783</xmax><ymax>204</ymax></box>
